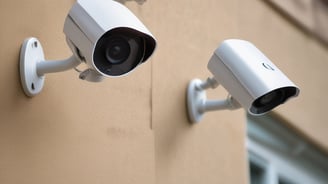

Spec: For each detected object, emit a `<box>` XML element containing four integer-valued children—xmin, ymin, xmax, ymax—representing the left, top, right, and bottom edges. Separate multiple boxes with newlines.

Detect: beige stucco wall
<box><xmin>0</xmin><ymin>0</ymin><xmax>327</xmax><ymax>184</ymax></box>
<box><xmin>0</xmin><ymin>1</ymin><xmax>155</xmax><ymax>183</ymax></box>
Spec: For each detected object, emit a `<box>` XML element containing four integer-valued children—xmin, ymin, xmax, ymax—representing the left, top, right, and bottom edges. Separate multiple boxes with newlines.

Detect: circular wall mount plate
<box><xmin>187</xmin><ymin>79</ymin><xmax>206</xmax><ymax>123</ymax></box>
<box><xmin>20</xmin><ymin>37</ymin><xmax>45</xmax><ymax>97</ymax></box>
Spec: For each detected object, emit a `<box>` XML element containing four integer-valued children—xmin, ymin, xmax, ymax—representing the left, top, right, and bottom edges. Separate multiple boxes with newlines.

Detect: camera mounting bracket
<box><xmin>20</xmin><ymin>37</ymin><xmax>81</xmax><ymax>97</ymax></box>
<box><xmin>187</xmin><ymin>77</ymin><xmax>241</xmax><ymax>123</ymax></box>
<box><xmin>20</xmin><ymin>38</ymin><xmax>45</xmax><ymax>97</ymax></box>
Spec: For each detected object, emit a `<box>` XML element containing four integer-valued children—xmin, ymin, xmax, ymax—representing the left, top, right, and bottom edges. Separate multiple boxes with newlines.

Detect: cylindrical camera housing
<box><xmin>208</xmin><ymin>39</ymin><xmax>300</xmax><ymax>115</ymax></box>
<box><xmin>63</xmin><ymin>0</ymin><xmax>156</xmax><ymax>77</ymax></box>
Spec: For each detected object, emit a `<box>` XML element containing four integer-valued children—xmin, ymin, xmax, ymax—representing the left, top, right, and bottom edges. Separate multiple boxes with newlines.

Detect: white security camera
<box><xmin>187</xmin><ymin>39</ymin><xmax>300</xmax><ymax>123</ymax></box>
<box><xmin>20</xmin><ymin>0</ymin><xmax>156</xmax><ymax>97</ymax></box>
<box><xmin>64</xmin><ymin>0</ymin><xmax>156</xmax><ymax>79</ymax></box>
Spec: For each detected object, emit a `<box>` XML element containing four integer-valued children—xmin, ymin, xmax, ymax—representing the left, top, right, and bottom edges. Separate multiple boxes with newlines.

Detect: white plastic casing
<box><xmin>63</xmin><ymin>0</ymin><xmax>156</xmax><ymax>77</ymax></box>
<box><xmin>208</xmin><ymin>39</ymin><xmax>300</xmax><ymax>115</ymax></box>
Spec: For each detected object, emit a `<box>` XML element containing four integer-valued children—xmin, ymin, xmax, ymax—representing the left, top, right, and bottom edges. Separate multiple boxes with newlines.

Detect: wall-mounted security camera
<box><xmin>187</xmin><ymin>39</ymin><xmax>300</xmax><ymax>123</ymax></box>
<box><xmin>20</xmin><ymin>0</ymin><xmax>156</xmax><ymax>97</ymax></box>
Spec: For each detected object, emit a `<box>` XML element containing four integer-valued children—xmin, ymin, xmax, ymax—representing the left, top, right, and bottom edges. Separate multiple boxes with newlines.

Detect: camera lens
<box><xmin>94</xmin><ymin>31</ymin><xmax>145</xmax><ymax>76</ymax></box>
<box><xmin>105</xmin><ymin>37</ymin><xmax>130</xmax><ymax>65</ymax></box>
<box><xmin>253</xmin><ymin>90</ymin><xmax>284</xmax><ymax>109</ymax></box>
<box><xmin>249</xmin><ymin>87</ymin><xmax>298</xmax><ymax>115</ymax></box>
<box><xmin>258</xmin><ymin>91</ymin><xmax>280</xmax><ymax>106</ymax></box>
<box><xmin>251</xmin><ymin>88</ymin><xmax>286</xmax><ymax>115</ymax></box>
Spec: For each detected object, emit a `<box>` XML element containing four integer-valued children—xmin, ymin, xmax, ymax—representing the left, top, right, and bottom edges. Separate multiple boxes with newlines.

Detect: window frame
<box><xmin>247</xmin><ymin>114</ymin><xmax>328</xmax><ymax>184</ymax></box>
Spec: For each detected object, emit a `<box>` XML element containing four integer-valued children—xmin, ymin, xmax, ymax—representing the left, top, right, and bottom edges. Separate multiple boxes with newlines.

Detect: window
<box><xmin>247</xmin><ymin>114</ymin><xmax>328</xmax><ymax>184</ymax></box>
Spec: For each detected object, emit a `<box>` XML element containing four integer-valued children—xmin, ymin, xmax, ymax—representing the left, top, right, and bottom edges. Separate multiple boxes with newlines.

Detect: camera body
<box><xmin>208</xmin><ymin>39</ymin><xmax>299</xmax><ymax>115</ymax></box>
<box><xmin>64</xmin><ymin>0</ymin><xmax>156</xmax><ymax>81</ymax></box>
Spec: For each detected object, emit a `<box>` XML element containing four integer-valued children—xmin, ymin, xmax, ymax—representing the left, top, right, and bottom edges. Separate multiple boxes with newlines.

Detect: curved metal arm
<box><xmin>197</xmin><ymin>77</ymin><xmax>219</xmax><ymax>90</ymax></box>
<box><xmin>201</xmin><ymin>96</ymin><xmax>241</xmax><ymax>112</ymax></box>
<box><xmin>36</xmin><ymin>55</ymin><xmax>81</xmax><ymax>76</ymax></box>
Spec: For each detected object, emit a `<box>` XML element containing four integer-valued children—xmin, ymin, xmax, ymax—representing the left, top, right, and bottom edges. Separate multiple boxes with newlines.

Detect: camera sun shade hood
<box><xmin>64</xmin><ymin>0</ymin><xmax>156</xmax><ymax>70</ymax></box>
<box><xmin>208</xmin><ymin>39</ymin><xmax>300</xmax><ymax>115</ymax></box>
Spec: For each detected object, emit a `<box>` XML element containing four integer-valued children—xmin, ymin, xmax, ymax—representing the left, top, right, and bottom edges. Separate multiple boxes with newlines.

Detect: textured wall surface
<box><xmin>0</xmin><ymin>0</ymin><xmax>327</xmax><ymax>184</ymax></box>
<box><xmin>0</xmin><ymin>1</ymin><xmax>155</xmax><ymax>184</ymax></box>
